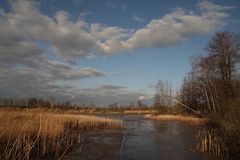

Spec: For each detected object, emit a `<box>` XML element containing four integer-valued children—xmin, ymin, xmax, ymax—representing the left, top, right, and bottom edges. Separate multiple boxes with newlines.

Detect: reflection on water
<box><xmin>67</xmin><ymin>115</ymin><xmax>216</xmax><ymax>160</ymax></box>
<box><xmin>116</xmin><ymin>115</ymin><xmax>203</xmax><ymax>160</ymax></box>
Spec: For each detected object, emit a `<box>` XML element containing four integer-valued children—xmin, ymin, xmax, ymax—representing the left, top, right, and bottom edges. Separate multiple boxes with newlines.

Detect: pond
<box><xmin>66</xmin><ymin>115</ymin><xmax>219</xmax><ymax>160</ymax></box>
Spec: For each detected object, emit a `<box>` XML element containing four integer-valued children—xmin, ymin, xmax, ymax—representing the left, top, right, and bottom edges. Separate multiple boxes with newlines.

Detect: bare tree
<box><xmin>206</xmin><ymin>32</ymin><xmax>240</xmax><ymax>108</ymax></box>
<box><xmin>180</xmin><ymin>31</ymin><xmax>240</xmax><ymax>116</ymax></box>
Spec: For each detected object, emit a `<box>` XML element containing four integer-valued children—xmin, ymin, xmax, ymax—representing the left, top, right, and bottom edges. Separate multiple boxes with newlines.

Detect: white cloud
<box><xmin>138</xmin><ymin>95</ymin><xmax>150</xmax><ymax>100</ymax></box>
<box><xmin>0</xmin><ymin>0</ymin><xmax>233</xmax><ymax>61</ymax></box>
<box><xmin>133</xmin><ymin>16</ymin><xmax>145</xmax><ymax>22</ymax></box>
<box><xmin>0</xmin><ymin>0</ymin><xmax>235</xmax><ymax>104</ymax></box>
<box><xmin>128</xmin><ymin>2</ymin><xmax>233</xmax><ymax>49</ymax></box>
<box><xmin>0</xmin><ymin>0</ymin><xmax>106</xmax><ymax>101</ymax></box>
<box><xmin>197</xmin><ymin>0</ymin><xmax>235</xmax><ymax>11</ymax></box>
<box><xmin>0</xmin><ymin>61</ymin><xmax>106</xmax><ymax>101</ymax></box>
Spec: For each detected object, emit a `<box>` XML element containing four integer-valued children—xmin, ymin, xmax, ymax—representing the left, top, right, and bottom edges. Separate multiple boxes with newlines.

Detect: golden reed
<box><xmin>144</xmin><ymin>114</ymin><xmax>208</xmax><ymax>125</ymax></box>
<box><xmin>196</xmin><ymin>128</ymin><xmax>228</xmax><ymax>157</ymax></box>
<box><xmin>0</xmin><ymin>108</ymin><xmax>121</xmax><ymax>160</ymax></box>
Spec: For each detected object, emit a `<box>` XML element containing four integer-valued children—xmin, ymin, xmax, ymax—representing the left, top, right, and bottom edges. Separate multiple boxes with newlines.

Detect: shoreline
<box><xmin>0</xmin><ymin>108</ymin><xmax>122</xmax><ymax>160</ymax></box>
<box><xmin>144</xmin><ymin>114</ymin><xmax>209</xmax><ymax>125</ymax></box>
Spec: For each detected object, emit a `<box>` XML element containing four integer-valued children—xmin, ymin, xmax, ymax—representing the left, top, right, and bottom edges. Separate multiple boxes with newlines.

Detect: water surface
<box><xmin>67</xmin><ymin>115</ymin><xmax>215</xmax><ymax>160</ymax></box>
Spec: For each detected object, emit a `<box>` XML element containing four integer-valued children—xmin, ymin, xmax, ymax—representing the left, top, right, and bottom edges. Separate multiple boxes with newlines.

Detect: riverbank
<box><xmin>144</xmin><ymin>114</ymin><xmax>209</xmax><ymax>125</ymax></box>
<box><xmin>63</xmin><ymin>109</ymin><xmax>156</xmax><ymax>115</ymax></box>
<box><xmin>0</xmin><ymin>108</ymin><xmax>122</xmax><ymax>160</ymax></box>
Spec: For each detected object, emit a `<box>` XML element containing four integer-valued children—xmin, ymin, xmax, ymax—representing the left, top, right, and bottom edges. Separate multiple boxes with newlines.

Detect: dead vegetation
<box><xmin>144</xmin><ymin>114</ymin><xmax>209</xmax><ymax>125</ymax></box>
<box><xmin>0</xmin><ymin>108</ymin><xmax>122</xmax><ymax>160</ymax></box>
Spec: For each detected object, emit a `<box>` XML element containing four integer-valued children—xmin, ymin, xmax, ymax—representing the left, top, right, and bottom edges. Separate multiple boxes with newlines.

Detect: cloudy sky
<box><xmin>0</xmin><ymin>0</ymin><xmax>239</xmax><ymax>105</ymax></box>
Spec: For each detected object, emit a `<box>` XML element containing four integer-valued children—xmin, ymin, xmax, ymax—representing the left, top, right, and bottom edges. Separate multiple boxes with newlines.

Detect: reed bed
<box><xmin>0</xmin><ymin>109</ymin><xmax>122</xmax><ymax>160</ymax></box>
<box><xmin>196</xmin><ymin>126</ymin><xmax>240</xmax><ymax>158</ymax></box>
<box><xmin>144</xmin><ymin>114</ymin><xmax>209</xmax><ymax>125</ymax></box>
<box><xmin>196</xmin><ymin>128</ymin><xmax>228</xmax><ymax>157</ymax></box>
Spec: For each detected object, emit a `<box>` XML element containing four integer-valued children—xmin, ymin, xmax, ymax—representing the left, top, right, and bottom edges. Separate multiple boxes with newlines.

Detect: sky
<box><xmin>0</xmin><ymin>0</ymin><xmax>239</xmax><ymax>105</ymax></box>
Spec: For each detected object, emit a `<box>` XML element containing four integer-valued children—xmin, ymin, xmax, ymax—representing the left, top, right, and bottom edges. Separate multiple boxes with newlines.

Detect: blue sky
<box><xmin>0</xmin><ymin>0</ymin><xmax>239</xmax><ymax>105</ymax></box>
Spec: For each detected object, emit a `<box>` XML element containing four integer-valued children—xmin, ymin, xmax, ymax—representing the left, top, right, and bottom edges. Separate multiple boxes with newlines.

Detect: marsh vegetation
<box><xmin>144</xmin><ymin>114</ymin><xmax>208</xmax><ymax>125</ymax></box>
<box><xmin>0</xmin><ymin>108</ymin><xmax>121</xmax><ymax>160</ymax></box>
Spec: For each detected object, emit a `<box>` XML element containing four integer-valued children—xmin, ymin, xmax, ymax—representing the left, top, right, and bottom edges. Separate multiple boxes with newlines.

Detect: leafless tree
<box><xmin>180</xmin><ymin>31</ymin><xmax>240</xmax><ymax>115</ymax></box>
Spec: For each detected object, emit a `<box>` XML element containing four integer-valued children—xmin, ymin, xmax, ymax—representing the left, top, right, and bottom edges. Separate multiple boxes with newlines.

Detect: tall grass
<box><xmin>196</xmin><ymin>128</ymin><xmax>228</xmax><ymax>157</ymax></box>
<box><xmin>0</xmin><ymin>108</ymin><xmax>121</xmax><ymax>160</ymax></box>
<box><xmin>144</xmin><ymin>114</ymin><xmax>209</xmax><ymax>125</ymax></box>
<box><xmin>196</xmin><ymin>116</ymin><xmax>240</xmax><ymax>158</ymax></box>
<box><xmin>196</xmin><ymin>99</ymin><xmax>240</xmax><ymax>158</ymax></box>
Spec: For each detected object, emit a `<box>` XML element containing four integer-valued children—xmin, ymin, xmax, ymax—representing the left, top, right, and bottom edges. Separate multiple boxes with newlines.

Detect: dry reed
<box><xmin>0</xmin><ymin>108</ymin><xmax>121</xmax><ymax>160</ymax></box>
<box><xmin>144</xmin><ymin>114</ymin><xmax>209</xmax><ymax>125</ymax></box>
<box><xmin>196</xmin><ymin>128</ymin><xmax>228</xmax><ymax>157</ymax></box>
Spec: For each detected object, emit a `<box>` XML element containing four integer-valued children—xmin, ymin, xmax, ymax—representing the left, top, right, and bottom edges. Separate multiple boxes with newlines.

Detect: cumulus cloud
<box><xmin>0</xmin><ymin>0</ymin><xmax>233</xmax><ymax>61</ymax></box>
<box><xmin>0</xmin><ymin>67</ymin><xmax>72</xmax><ymax>99</ymax></box>
<box><xmin>0</xmin><ymin>0</ymin><xmax>106</xmax><ymax>101</ymax></box>
<box><xmin>46</xmin><ymin>64</ymin><xmax>106</xmax><ymax>80</ymax></box>
<box><xmin>0</xmin><ymin>61</ymin><xmax>105</xmax><ymax>99</ymax></box>
<box><xmin>0</xmin><ymin>0</ymin><xmax>235</xmax><ymax>104</ymax></box>
<box><xmin>128</xmin><ymin>2</ymin><xmax>233</xmax><ymax>48</ymax></box>
<box><xmin>197</xmin><ymin>0</ymin><xmax>235</xmax><ymax>11</ymax></box>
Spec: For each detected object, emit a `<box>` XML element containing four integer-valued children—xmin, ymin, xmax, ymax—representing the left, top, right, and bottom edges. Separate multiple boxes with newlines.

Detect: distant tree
<box><xmin>108</xmin><ymin>102</ymin><xmax>118</xmax><ymax>111</ymax></box>
<box><xmin>153</xmin><ymin>80</ymin><xmax>173</xmax><ymax>107</ymax></box>
<box><xmin>65</xmin><ymin>100</ymin><xmax>71</xmax><ymax>108</ymax></box>
<box><xmin>28</xmin><ymin>98</ymin><xmax>38</xmax><ymax>108</ymax></box>
<box><xmin>153</xmin><ymin>80</ymin><xmax>162</xmax><ymax>109</ymax></box>
<box><xmin>48</xmin><ymin>96</ymin><xmax>55</xmax><ymax>110</ymax></box>
<box><xmin>137</xmin><ymin>100</ymin><xmax>143</xmax><ymax>108</ymax></box>
<box><xmin>90</xmin><ymin>101</ymin><xmax>95</xmax><ymax>110</ymax></box>
<box><xmin>129</xmin><ymin>102</ymin><xmax>135</xmax><ymax>109</ymax></box>
<box><xmin>153</xmin><ymin>93</ymin><xmax>161</xmax><ymax>108</ymax></box>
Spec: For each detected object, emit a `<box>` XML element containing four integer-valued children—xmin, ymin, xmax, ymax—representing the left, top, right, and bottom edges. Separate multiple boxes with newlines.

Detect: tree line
<box><xmin>0</xmin><ymin>97</ymin><xmax>74</xmax><ymax>110</ymax></box>
<box><xmin>178</xmin><ymin>31</ymin><xmax>240</xmax><ymax>158</ymax></box>
<box><xmin>179</xmin><ymin>31</ymin><xmax>240</xmax><ymax>116</ymax></box>
<box><xmin>0</xmin><ymin>97</ymin><xmax>149</xmax><ymax>111</ymax></box>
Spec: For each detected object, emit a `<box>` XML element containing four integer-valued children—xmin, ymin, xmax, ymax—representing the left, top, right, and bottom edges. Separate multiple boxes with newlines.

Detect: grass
<box><xmin>144</xmin><ymin>114</ymin><xmax>209</xmax><ymax>125</ymax></box>
<box><xmin>0</xmin><ymin>108</ymin><xmax>122</xmax><ymax>160</ymax></box>
<box><xmin>196</xmin><ymin>128</ymin><xmax>228</xmax><ymax>157</ymax></box>
<box><xmin>196</xmin><ymin>109</ymin><xmax>240</xmax><ymax>158</ymax></box>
